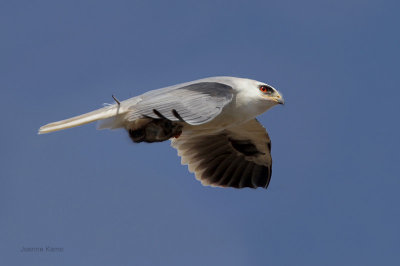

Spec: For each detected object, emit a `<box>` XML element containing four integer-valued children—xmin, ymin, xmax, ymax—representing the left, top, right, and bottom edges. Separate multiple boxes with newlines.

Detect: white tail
<box><xmin>38</xmin><ymin>104</ymin><xmax>122</xmax><ymax>134</ymax></box>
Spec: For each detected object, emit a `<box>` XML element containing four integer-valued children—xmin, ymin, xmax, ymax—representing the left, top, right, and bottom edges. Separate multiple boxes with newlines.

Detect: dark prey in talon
<box><xmin>38</xmin><ymin>77</ymin><xmax>284</xmax><ymax>189</ymax></box>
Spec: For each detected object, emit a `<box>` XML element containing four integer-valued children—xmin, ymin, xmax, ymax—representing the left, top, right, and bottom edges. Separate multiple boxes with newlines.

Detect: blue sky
<box><xmin>1</xmin><ymin>0</ymin><xmax>399</xmax><ymax>265</ymax></box>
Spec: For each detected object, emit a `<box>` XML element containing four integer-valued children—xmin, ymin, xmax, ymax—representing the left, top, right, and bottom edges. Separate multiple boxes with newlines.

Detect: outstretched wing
<box><xmin>171</xmin><ymin>119</ymin><xmax>273</xmax><ymax>189</ymax></box>
<box><xmin>39</xmin><ymin>79</ymin><xmax>234</xmax><ymax>133</ymax></box>
<box><xmin>126</xmin><ymin>82</ymin><xmax>233</xmax><ymax>125</ymax></box>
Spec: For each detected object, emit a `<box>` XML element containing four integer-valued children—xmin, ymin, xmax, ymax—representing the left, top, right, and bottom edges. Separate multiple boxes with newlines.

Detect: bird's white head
<box><xmin>256</xmin><ymin>82</ymin><xmax>284</xmax><ymax>107</ymax></box>
<box><xmin>229</xmin><ymin>77</ymin><xmax>284</xmax><ymax>117</ymax></box>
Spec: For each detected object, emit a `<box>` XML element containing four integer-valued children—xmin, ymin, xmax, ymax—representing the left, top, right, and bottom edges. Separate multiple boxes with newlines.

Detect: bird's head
<box><xmin>257</xmin><ymin>83</ymin><xmax>284</xmax><ymax>106</ymax></box>
<box><xmin>233</xmin><ymin>78</ymin><xmax>284</xmax><ymax>116</ymax></box>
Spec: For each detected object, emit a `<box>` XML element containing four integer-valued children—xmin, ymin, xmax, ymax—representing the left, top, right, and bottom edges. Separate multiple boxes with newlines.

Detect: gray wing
<box><xmin>171</xmin><ymin>119</ymin><xmax>273</xmax><ymax>189</ymax></box>
<box><xmin>126</xmin><ymin>82</ymin><xmax>233</xmax><ymax>125</ymax></box>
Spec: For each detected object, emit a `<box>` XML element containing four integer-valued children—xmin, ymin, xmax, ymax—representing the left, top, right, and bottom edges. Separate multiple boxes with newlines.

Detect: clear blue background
<box><xmin>1</xmin><ymin>0</ymin><xmax>399</xmax><ymax>265</ymax></box>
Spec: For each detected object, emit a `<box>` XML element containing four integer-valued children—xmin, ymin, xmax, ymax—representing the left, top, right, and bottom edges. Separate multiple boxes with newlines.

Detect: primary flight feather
<box><xmin>39</xmin><ymin>76</ymin><xmax>284</xmax><ymax>189</ymax></box>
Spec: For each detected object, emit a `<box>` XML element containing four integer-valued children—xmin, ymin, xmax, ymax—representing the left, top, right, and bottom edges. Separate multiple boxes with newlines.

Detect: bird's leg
<box><xmin>128</xmin><ymin>119</ymin><xmax>183</xmax><ymax>143</ymax></box>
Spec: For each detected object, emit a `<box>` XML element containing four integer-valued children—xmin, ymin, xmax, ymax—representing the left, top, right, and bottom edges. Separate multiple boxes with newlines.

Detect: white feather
<box><xmin>38</xmin><ymin>104</ymin><xmax>122</xmax><ymax>134</ymax></box>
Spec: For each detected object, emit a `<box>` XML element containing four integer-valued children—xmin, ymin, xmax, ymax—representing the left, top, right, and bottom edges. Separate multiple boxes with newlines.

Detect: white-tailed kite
<box><xmin>39</xmin><ymin>77</ymin><xmax>284</xmax><ymax>189</ymax></box>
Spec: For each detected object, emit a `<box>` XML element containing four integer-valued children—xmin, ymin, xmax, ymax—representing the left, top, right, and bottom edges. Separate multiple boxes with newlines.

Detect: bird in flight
<box><xmin>39</xmin><ymin>77</ymin><xmax>284</xmax><ymax>189</ymax></box>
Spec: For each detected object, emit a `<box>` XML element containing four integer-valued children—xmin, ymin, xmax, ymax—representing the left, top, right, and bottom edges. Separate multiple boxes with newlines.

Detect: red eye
<box><xmin>259</xmin><ymin>85</ymin><xmax>273</xmax><ymax>94</ymax></box>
